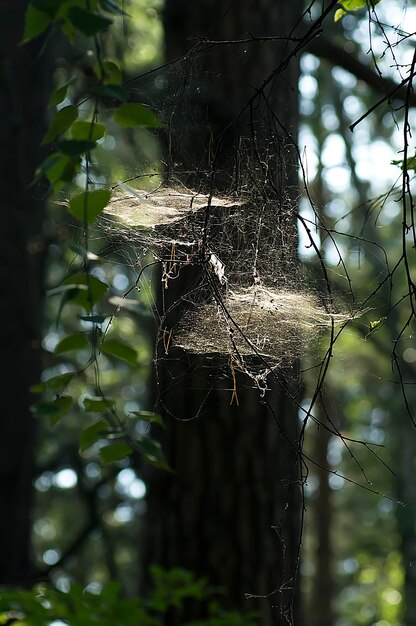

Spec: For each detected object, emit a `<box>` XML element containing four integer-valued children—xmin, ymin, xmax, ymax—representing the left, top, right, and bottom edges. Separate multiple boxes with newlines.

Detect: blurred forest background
<box><xmin>1</xmin><ymin>1</ymin><xmax>416</xmax><ymax>626</ymax></box>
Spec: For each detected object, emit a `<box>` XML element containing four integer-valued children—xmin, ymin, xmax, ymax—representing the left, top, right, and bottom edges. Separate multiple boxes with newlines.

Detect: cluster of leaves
<box><xmin>23</xmin><ymin>0</ymin><xmax>165</xmax><ymax>470</ymax></box>
<box><xmin>334</xmin><ymin>0</ymin><xmax>381</xmax><ymax>22</ymax></box>
<box><xmin>0</xmin><ymin>568</ymin><xmax>258</xmax><ymax>626</ymax></box>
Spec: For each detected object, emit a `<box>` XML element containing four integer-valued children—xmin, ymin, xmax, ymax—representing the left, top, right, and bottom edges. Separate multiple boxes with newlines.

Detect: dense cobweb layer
<box><xmin>100</xmin><ymin>183</ymin><xmax>345</xmax><ymax>373</ymax></box>
<box><xmin>176</xmin><ymin>285</ymin><xmax>339</xmax><ymax>363</ymax></box>
<box><xmin>102</xmin><ymin>184</ymin><xmax>242</xmax><ymax>250</ymax></box>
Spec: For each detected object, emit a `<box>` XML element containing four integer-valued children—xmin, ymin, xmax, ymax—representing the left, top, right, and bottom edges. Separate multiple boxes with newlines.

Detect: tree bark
<box><xmin>0</xmin><ymin>0</ymin><xmax>48</xmax><ymax>584</ymax></box>
<box><xmin>144</xmin><ymin>2</ymin><xmax>304</xmax><ymax>625</ymax></box>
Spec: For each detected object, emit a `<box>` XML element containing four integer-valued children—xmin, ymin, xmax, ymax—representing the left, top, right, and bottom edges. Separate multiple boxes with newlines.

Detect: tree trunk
<box><xmin>144</xmin><ymin>2</ymin><xmax>303</xmax><ymax>624</ymax></box>
<box><xmin>394</xmin><ymin>389</ymin><xmax>416</xmax><ymax>626</ymax></box>
<box><xmin>0</xmin><ymin>0</ymin><xmax>48</xmax><ymax>584</ymax></box>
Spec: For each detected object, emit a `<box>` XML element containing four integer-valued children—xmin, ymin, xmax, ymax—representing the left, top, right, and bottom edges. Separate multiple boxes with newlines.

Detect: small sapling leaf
<box><xmin>68</xmin><ymin>189</ymin><xmax>111</xmax><ymax>223</ymax></box>
<box><xmin>99</xmin><ymin>442</ymin><xmax>133</xmax><ymax>465</ymax></box>
<box><xmin>71</xmin><ymin>121</ymin><xmax>106</xmax><ymax>142</ymax></box>
<box><xmin>63</xmin><ymin>273</ymin><xmax>109</xmax><ymax>312</ymax></box>
<box><xmin>113</xmin><ymin>103</ymin><xmax>161</xmax><ymax>128</ymax></box>
<box><xmin>83</xmin><ymin>397</ymin><xmax>114</xmax><ymax>412</ymax></box>
<box><xmin>79</xmin><ymin>419</ymin><xmax>109</xmax><ymax>452</ymax></box>
<box><xmin>101</xmin><ymin>338</ymin><xmax>138</xmax><ymax>366</ymax></box>
<box><xmin>57</xmin><ymin>139</ymin><xmax>97</xmax><ymax>155</ymax></box>
<box><xmin>21</xmin><ymin>4</ymin><xmax>51</xmax><ymax>43</ymax></box>
<box><xmin>66</xmin><ymin>6</ymin><xmax>113</xmax><ymax>36</ymax></box>
<box><xmin>54</xmin><ymin>332</ymin><xmax>89</xmax><ymax>355</ymax></box>
<box><xmin>42</xmin><ymin>105</ymin><xmax>78</xmax><ymax>144</ymax></box>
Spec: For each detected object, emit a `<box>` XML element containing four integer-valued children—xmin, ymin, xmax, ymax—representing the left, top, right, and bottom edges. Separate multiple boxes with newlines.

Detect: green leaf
<box><xmin>99</xmin><ymin>0</ymin><xmax>130</xmax><ymax>16</ymax></box>
<box><xmin>392</xmin><ymin>154</ymin><xmax>416</xmax><ymax>171</ymax></box>
<box><xmin>55</xmin><ymin>286</ymin><xmax>88</xmax><ymax>325</ymax></box>
<box><xmin>67</xmin><ymin>6</ymin><xmax>112</xmax><ymax>35</ymax></box>
<box><xmin>57</xmin><ymin>139</ymin><xmax>97</xmax><ymax>155</ymax></box>
<box><xmin>31</xmin><ymin>395</ymin><xmax>73</xmax><ymax>425</ymax></box>
<box><xmin>45</xmin><ymin>372</ymin><xmax>75</xmax><ymax>389</ymax></box>
<box><xmin>89</xmin><ymin>84</ymin><xmax>129</xmax><ymax>102</ymax></box>
<box><xmin>42</xmin><ymin>105</ymin><xmax>78</xmax><ymax>144</ymax></box>
<box><xmin>68</xmin><ymin>189</ymin><xmax>111</xmax><ymax>223</ymax></box>
<box><xmin>51</xmin><ymin>83</ymin><xmax>69</xmax><ymax>104</ymax></box>
<box><xmin>70</xmin><ymin>121</ymin><xmax>106</xmax><ymax>142</ymax></box>
<box><xmin>102</xmin><ymin>61</ymin><xmax>123</xmax><ymax>84</ymax></box>
<box><xmin>335</xmin><ymin>0</ymin><xmax>381</xmax><ymax>20</ymax></box>
<box><xmin>334</xmin><ymin>8</ymin><xmax>347</xmax><ymax>20</ymax></box>
<box><xmin>113</xmin><ymin>103</ymin><xmax>161</xmax><ymax>128</ymax></box>
<box><xmin>31</xmin><ymin>0</ymin><xmax>59</xmax><ymax>17</ymax></box>
<box><xmin>137</xmin><ymin>436</ymin><xmax>170</xmax><ymax>470</ymax></box>
<box><xmin>36</xmin><ymin>152</ymin><xmax>80</xmax><ymax>185</ymax></box>
<box><xmin>54</xmin><ymin>332</ymin><xmax>89</xmax><ymax>355</ymax></box>
<box><xmin>21</xmin><ymin>4</ymin><xmax>51</xmax><ymax>43</ymax></box>
<box><xmin>83</xmin><ymin>396</ymin><xmax>114</xmax><ymax>412</ymax></box>
<box><xmin>80</xmin><ymin>419</ymin><xmax>109</xmax><ymax>452</ymax></box>
<box><xmin>30</xmin><ymin>382</ymin><xmax>46</xmax><ymax>394</ymax></box>
<box><xmin>80</xmin><ymin>314</ymin><xmax>108</xmax><ymax>323</ymax></box>
<box><xmin>101</xmin><ymin>338</ymin><xmax>138</xmax><ymax>366</ymax></box>
<box><xmin>63</xmin><ymin>273</ymin><xmax>109</xmax><ymax>312</ymax></box>
<box><xmin>130</xmin><ymin>411</ymin><xmax>164</xmax><ymax>428</ymax></box>
<box><xmin>99</xmin><ymin>441</ymin><xmax>133</xmax><ymax>465</ymax></box>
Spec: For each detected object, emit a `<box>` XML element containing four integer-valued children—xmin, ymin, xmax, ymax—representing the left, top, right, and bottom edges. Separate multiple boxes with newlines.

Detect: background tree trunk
<box><xmin>0</xmin><ymin>0</ymin><xmax>48</xmax><ymax>584</ymax></box>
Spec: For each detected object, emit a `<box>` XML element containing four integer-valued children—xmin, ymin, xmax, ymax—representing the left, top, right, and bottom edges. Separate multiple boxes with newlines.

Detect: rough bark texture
<box><xmin>0</xmin><ymin>0</ymin><xmax>48</xmax><ymax>584</ymax></box>
<box><xmin>395</xmin><ymin>400</ymin><xmax>416</xmax><ymax>626</ymax></box>
<box><xmin>144</xmin><ymin>2</ymin><xmax>303</xmax><ymax>625</ymax></box>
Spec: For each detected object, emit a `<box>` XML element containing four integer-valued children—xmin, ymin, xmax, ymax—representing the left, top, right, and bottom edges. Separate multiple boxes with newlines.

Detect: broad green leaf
<box><xmin>57</xmin><ymin>139</ymin><xmax>96</xmax><ymax>155</ymax></box>
<box><xmin>31</xmin><ymin>395</ymin><xmax>73</xmax><ymax>425</ymax></box>
<box><xmin>67</xmin><ymin>6</ymin><xmax>112</xmax><ymax>35</ymax></box>
<box><xmin>21</xmin><ymin>4</ymin><xmax>51</xmax><ymax>43</ymax></box>
<box><xmin>49</xmin><ymin>77</ymin><xmax>77</xmax><ymax>107</ymax></box>
<box><xmin>54</xmin><ymin>332</ymin><xmax>89</xmax><ymax>354</ymax></box>
<box><xmin>130</xmin><ymin>411</ymin><xmax>165</xmax><ymax>428</ymax></box>
<box><xmin>55</xmin><ymin>286</ymin><xmax>88</xmax><ymax>326</ymax></box>
<box><xmin>42</xmin><ymin>105</ymin><xmax>78</xmax><ymax>144</ymax></box>
<box><xmin>113</xmin><ymin>103</ymin><xmax>160</xmax><ymax>128</ymax></box>
<box><xmin>99</xmin><ymin>0</ymin><xmax>129</xmax><ymax>16</ymax></box>
<box><xmin>68</xmin><ymin>189</ymin><xmax>111</xmax><ymax>223</ymax></box>
<box><xmin>94</xmin><ymin>60</ymin><xmax>122</xmax><ymax>84</ymax></box>
<box><xmin>31</xmin><ymin>0</ymin><xmax>59</xmax><ymax>17</ymax></box>
<box><xmin>63</xmin><ymin>272</ymin><xmax>109</xmax><ymax>312</ymax></box>
<box><xmin>137</xmin><ymin>436</ymin><xmax>170</xmax><ymax>470</ymax></box>
<box><xmin>79</xmin><ymin>419</ymin><xmax>109</xmax><ymax>452</ymax></box>
<box><xmin>99</xmin><ymin>441</ymin><xmax>133</xmax><ymax>465</ymax></box>
<box><xmin>45</xmin><ymin>372</ymin><xmax>75</xmax><ymax>389</ymax></box>
<box><xmin>36</xmin><ymin>152</ymin><xmax>80</xmax><ymax>185</ymax></box>
<box><xmin>103</xmin><ymin>61</ymin><xmax>122</xmax><ymax>84</ymax></box>
<box><xmin>90</xmin><ymin>84</ymin><xmax>129</xmax><ymax>102</ymax></box>
<box><xmin>30</xmin><ymin>382</ymin><xmax>46</xmax><ymax>394</ymax></box>
<box><xmin>101</xmin><ymin>338</ymin><xmax>138</xmax><ymax>366</ymax></box>
<box><xmin>70</xmin><ymin>121</ymin><xmax>106</xmax><ymax>142</ymax></box>
<box><xmin>83</xmin><ymin>396</ymin><xmax>114</xmax><ymax>412</ymax></box>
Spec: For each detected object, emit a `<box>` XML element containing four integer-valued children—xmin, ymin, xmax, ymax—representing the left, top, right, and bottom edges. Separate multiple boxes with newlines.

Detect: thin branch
<box><xmin>307</xmin><ymin>34</ymin><xmax>416</xmax><ymax>108</ymax></box>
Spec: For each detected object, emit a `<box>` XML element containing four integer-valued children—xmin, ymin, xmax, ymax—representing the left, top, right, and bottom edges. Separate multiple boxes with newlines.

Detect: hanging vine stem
<box><xmin>24</xmin><ymin>0</ymin><xmax>170</xmax><ymax>470</ymax></box>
